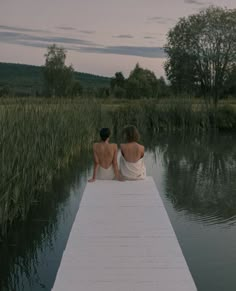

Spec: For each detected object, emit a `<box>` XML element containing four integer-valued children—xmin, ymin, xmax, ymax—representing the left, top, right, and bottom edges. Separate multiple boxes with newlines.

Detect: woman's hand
<box><xmin>117</xmin><ymin>175</ymin><xmax>125</xmax><ymax>181</ymax></box>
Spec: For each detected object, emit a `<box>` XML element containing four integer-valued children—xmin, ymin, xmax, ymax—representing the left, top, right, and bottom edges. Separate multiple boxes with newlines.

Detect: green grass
<box><xmin>1</xmin><ymin>97</ymin><xmax>236</xmax><ymax>234</ymax></box>
<box><xmin>0</xmin><ymin>99</ymin><xmax>100</xmax><ymax>233</ymax></box>
<box><xmin>107</xmin><ymin>99</ymin><xmax>236</xmax><ymax>136</ymax></box>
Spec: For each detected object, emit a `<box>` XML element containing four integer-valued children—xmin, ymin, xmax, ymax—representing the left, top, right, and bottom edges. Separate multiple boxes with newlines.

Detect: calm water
<box><xmin>1</xmin><ymin>133</ymin><xmax>236</xmax><ymax>291</ymax></box>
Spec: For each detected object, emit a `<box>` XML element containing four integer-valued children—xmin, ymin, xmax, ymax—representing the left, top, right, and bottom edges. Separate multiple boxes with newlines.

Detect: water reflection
<box><xmin>149</xmin><ymin>133</ymin><xmax>236</xmax><ymax>225</ymax></box>
<box><xmin>1</xmin><ymin>132</ymin><xmax>236</xmax><ymax>291</ymax></box>
<box><xmin>0</xmin><ymin>150</ymin><xmax>92</xmax><ymax>291</ymax></box>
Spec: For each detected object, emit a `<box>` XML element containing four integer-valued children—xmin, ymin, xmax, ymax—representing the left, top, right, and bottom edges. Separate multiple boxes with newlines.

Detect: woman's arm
<box><xmin>113</xmin><ymin>144</ymin><xmax>124</xmax><ymax>181</ymax></box>
<box><xmin>88</xmin><ymin>145</ymin><xmax>99</xmax><ymax>182</ymax></box>
<box><xmin>140</xmin><ymin>145</ymin><xmax>145</xmax><ymax>158</ymax></box>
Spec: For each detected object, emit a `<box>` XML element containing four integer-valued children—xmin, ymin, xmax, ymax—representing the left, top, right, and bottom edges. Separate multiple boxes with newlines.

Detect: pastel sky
<box><xmin>0</xmin><ymin>0</ymin><xmax>235</xmax><ymax>77</ymax></box>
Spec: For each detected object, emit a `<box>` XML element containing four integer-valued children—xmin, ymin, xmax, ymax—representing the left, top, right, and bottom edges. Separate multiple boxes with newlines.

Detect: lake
<box><xmin>0</xmin><ymin>132</ymin><xmax>236</xmax><ymax>291</ymax></box>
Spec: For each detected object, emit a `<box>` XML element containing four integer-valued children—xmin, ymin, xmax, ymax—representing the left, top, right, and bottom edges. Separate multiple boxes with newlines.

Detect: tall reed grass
<box><xmin>109</xmin><ymin>100</ymin><xmax>236</xmax><ymax>139</ymax></box>
<box><xmin>1</xmin><ymin>98</ymin><xmax>235</xmax><ymax>233</ymax></box>
<box><xmin>0</xmin><ymin>99</ymin><xmax>100</xmax><ymax>233</ymax></box>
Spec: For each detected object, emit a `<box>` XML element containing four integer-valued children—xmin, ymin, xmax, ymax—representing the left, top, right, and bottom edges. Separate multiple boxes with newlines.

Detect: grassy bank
<box><xmin>0</xmin><ymin>99</ymin><xmax>100</xmax><ymax>233</ymax></box>
<box><xmin>1</xmin><ymin>97</ymin><xmax>236</xmax><ymax>233</ymax></box>
<box><xmin>106</xmin><ymin>100</ymin><xmax>236</xmax><ymax>135</ymax></box>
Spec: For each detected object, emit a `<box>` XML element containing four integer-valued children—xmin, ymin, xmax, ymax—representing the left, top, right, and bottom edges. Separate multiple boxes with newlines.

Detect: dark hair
<box><xmin>122</xmin><ymin>125</ymin><xmax>140</xmax><ymax>142</ymax></box>
<box><xmin>100</xmin><ymin>128</ymin><xmax>111</xmax><ymax>141</ymax></box>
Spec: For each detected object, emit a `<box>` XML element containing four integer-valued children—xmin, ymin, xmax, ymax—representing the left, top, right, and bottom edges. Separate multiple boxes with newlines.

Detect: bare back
<box><xmin>120</xmin><ymin>142</ymin><xmax>144</xmax><ymax>163</ymax></box>
<box><xmin>93</xmin><ymin>142</ymin><xmax>117</xmax><ymax>169</ymax></box>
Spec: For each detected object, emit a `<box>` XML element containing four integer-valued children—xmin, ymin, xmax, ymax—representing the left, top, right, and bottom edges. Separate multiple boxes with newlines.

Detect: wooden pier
<box><xmin>52</xmin><ymin>177</ymin><xmax>197</xmax><ymax>291</ymax></box>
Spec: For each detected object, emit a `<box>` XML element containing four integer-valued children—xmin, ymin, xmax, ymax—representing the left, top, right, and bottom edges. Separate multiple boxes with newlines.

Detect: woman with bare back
<box><xmin>88</xmin><ymin>128</ymin><xmax>121</xmax><ymax>182</ymax></box>
<box><xmin>120</xmin><ymin>125</ymin><xmax>146</xmax><ymax>180</ymax></box>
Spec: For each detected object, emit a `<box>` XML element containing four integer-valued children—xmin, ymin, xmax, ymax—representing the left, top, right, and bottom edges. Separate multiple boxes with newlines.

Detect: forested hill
<box><xmin>0</xmin><ymin>62</ymin><xmax>111</xmax><ymax>96</ymax></box>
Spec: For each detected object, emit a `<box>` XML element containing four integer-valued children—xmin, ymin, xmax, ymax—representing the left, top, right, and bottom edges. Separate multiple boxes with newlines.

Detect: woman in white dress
<box><xmin>88</xmin><ymin>128</ymin><xmax>122</xmax><ymax>182</ymax></box>
<box><xmin>120</xmin><ymin>125</ymin><xmax>146</xmax><ymax>180</ymax></box>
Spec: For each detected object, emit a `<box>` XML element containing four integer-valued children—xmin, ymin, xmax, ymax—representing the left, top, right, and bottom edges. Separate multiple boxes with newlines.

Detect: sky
<box><xmin>0</xmin><ymin>0</ymin><xmax>235</xmax><ymax>77</ymax></box>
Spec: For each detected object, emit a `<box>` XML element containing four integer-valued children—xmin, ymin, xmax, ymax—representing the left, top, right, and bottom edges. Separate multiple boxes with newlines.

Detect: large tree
<box><xmin>165</xmin><ymin>6</ymin><xmax>236</xmax><ymax>106</ymax></box>
<box><xmin>110</xmin><ymin>72</ymin><xmax>126</xmax><ymax>98</ymax></box>
<box><xmin>224</xmin><ymin>64</ymin><xmax>236</xmax><ymax>97</ymax></box>
<box><xmin>110</xmin><ymin>72</ymin><xmax>125</xmax><ymax>90</ymax></box>
<box><xmin>126</xmin><ymin>63</ymin><xmax>158</xmax><ymax>98</ymax></box>
<box><xmin>43</xmin><ymin>44</ymin><xmax>74</xmax><ymax>97</ymax></box>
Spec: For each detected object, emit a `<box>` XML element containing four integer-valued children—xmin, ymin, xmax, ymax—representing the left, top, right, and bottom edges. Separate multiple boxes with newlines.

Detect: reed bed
<box><xmin>1</xmin><ymin>98</ymin><xmax>235</xmax><ymax>233</ymax></box>
<box><xmin>0</xmin><ymin>99</ymin><xmax>100</xmax><ymax>233</ymax></box>
<box><xmin>109</xmin><ymin>100</ymin><xmax>236</xmax><ymax>138</ymax></box>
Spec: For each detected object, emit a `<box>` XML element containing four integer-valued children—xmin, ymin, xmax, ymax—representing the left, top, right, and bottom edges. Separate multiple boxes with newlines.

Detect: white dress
<box><xmin>96</xmin><ymin>165</ymin><xmax>115</xmax><ymax>180</ymax></box>
<box><xmin>120</xmin><ymin>155</ymin><xmax>146</xmax><ymax>180</ymax></box>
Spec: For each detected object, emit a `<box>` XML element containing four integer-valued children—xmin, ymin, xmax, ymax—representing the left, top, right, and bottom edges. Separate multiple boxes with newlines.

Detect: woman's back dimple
<box><xmin>121</xmin><ymin>143</ymin><xmax>143</xmax><ymax>163</ymax></box>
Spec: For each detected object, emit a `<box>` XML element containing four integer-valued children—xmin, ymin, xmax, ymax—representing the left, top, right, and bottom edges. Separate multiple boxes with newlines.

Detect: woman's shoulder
<box><xmin>138</xmin><ymin>143</ymin><xmax>144</xmax><ymax>148</ymax></box>
<box><xmin>139</xmin><ymin>144</ymin><xmax>145</xmax><ymax>151</ymax></box>
<box><xmin>110</xmin><ymin>143</ymin><xmax>118</xmax><ymax>148</ymax></box>
<box><xmin>135</xmin><ymin>143</ymin><xmax>144</xmax><ymax>153</ymax></box>
<box><xmin>120</xmin><ymin>143</ymin><xmax>126</xmax><ymax>150</ymax></box>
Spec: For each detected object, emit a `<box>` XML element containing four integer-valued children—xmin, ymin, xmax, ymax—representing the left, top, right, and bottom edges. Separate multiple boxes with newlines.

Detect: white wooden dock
<box><xmin>52</xmin><ymin>177</ymin><xmax>197</xmax><ymax>291</ymax></box>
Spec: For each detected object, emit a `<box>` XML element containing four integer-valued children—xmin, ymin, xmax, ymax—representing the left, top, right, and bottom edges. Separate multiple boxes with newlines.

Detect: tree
<box><xmin>165</xmin><ymin>6</ymin><xmax>236</xmax><ymax>106</ymax></box>
<box><xmin>224</xmin><ymin>65</ymin><xmax>236</xmax><ymax>97</ymax></box>
<box><xmin>110</xmin><ymin>72</ymin><xmax>125</xmax><ymax>90</ymax></box>
<box><xmin>126</xmin><ymin>63</ymin><xmax>158</xmax><ymax>98</ymax></box>
<box><xmin>164</xmin><ymin>50</ymin><xmax>198</xmax><ymax>95</ymax></box>
<box><xmin>70</xmin><ymin>81</ymin><xmax>83</xmax><ymax>97</ymax></box>
<box><xmin>156</xmin><ymin>77</ymin><xmax>170</xmax><ymax>97</ymax></box>
<box><xmin>110</xmin><ymin>72</ymin><xmax>126</xmax><ymax>98</ymax></box>
<box><xmin>43</xmin><ymin>44</ymin><xmax>74</xmax><ymax>97</ymax></box>
<box><xmin>0</xmin><ymin>85</ymin><xmax>11</xmax><ymax>97</ymax></box>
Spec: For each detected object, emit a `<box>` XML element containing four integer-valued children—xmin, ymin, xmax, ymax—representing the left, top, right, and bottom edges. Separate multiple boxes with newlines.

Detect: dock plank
<box><xmin>52</xmin><ymin>177</ymin><xmax>197</xmax><ymax>291</ymax></box>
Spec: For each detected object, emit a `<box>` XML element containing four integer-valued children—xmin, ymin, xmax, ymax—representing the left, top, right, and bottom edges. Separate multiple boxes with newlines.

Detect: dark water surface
<box><xmin>1</xmin><ymin>133</ymin><xmax>236</xmax><ymax>291</ymax></box>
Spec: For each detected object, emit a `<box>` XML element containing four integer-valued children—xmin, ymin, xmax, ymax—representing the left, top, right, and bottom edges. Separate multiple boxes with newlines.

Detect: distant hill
<box><xmin>0</xmin><ymin>62</ymin><xmax>111</xmax><ymax>96</ymax></box>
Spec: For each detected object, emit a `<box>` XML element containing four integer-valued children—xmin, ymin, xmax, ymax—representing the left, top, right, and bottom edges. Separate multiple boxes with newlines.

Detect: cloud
<box><xmin>113</xmin><ymin>34</ymin><xmax>134</xmax><ymax>39</ymax></box>
<box><xmin>0</xmin><ymin>31</ymin><xmax>97</xmax><ymax>47</ymax></box>
<box><xmin>79</xmin><ymin>30</ymin><xmax>96</xmax><ymax>34</ymax></box>
<box><xmin>184</xmin><ymin>0</ymin><xmax>206</xmax><ymax>5</ymax></box>
<box><xmin>0</xmin><ymin>28</ymin><xmax>165</xmax><ymax>59</ymax></box>
<box><xmin>144</xmin><ymin>36</ymin><xmax>155</xmax><ymax>39</ymax></box>
<box><xmin>147</xmin><ymin>16</ymin><xmax>174</xmax><ymax>24</ymax></box>
<box><xmin>0</xmin><ymin>24</ymin><xmax>96</xmax><ymax>35</ymax></box>
<box><xmin>14</xmin><ymin>40</ymin><xmax>50</xmax><ymax>49</ymax></box>
<box><xmin>78</xmin><ymin>45</ymin><xmax>166</xmax><ymax>59</ymax></box>
<box><xmin>0</xmin><ymin>24</ymin><xmax>49</xmax><ymax>34</ymax></box>
<box><xmin>57</xmin><ymin>26</ymin><xmax>77</xmax><ymax>31</ymax></box>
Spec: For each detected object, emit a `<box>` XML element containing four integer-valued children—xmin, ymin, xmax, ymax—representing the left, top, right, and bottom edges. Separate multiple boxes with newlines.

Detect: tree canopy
<box><xmin>43</xmin><ymin>44</ymin><xmax>74</xmax><ymax>97</ymax></box>
<box><xmin>126</xmin><ymin>64</ymin><xmax>158</xmax><ymax>98</ymax></box>
<box><xmin>110</xmin><ymin>64</ymin><xmax>168</xmax><ymax>99</ymax></box>
<box><xmin>165</xmin><ymin>6</ymin><xmax>236</xmax><ymax>105</ymax></box>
